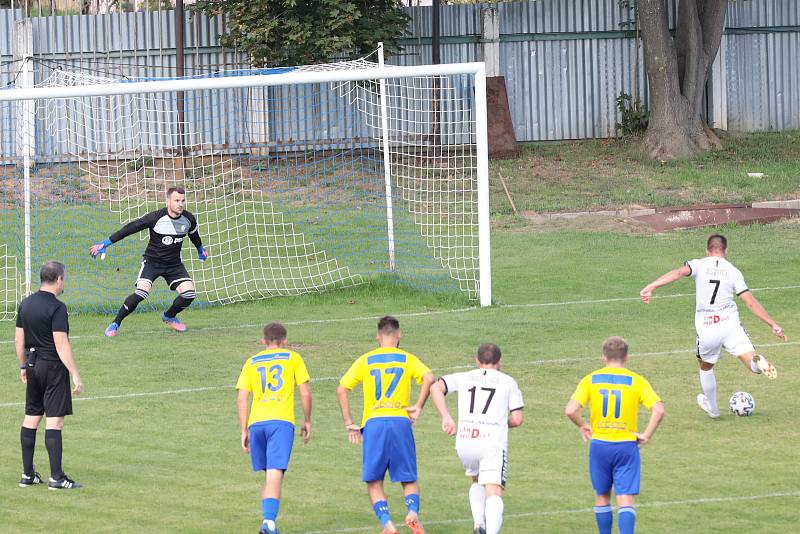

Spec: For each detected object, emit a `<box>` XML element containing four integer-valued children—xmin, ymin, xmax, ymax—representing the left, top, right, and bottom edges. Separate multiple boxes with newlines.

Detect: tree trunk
<box><xmin>639</xmin><ymin>0</ymin><xmax>727</xmax><ymax>160</ymax></box>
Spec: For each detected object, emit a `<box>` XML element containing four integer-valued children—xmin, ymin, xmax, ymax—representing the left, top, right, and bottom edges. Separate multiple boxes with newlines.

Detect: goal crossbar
<box><xmin>0</xmin><ymin>63</ymin><xmax>486</xmax><ymax>102</ymax></box>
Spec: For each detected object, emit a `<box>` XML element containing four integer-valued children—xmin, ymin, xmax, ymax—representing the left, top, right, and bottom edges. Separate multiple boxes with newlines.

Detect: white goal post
<box><xmin>0</xmin><ymin>59</ymin><xmax>492</xmax><ymax>309</ymax></box>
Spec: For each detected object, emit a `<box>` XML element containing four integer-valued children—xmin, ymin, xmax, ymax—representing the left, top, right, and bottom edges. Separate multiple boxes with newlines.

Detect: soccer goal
<box><xmin>0</xmin><ymin>48</ymin><xmax>491</xmax><ymax>316</ymax></box>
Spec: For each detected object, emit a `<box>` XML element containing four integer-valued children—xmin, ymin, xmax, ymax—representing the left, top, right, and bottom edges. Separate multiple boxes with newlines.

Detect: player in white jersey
<box><xmin>640</xmin><ymin>234</ymin><xmax>787</xmax><ymax>418</ymax></box>
<box><xmin>430</xmin><ymin>343</ymin><xmax>523</xmax><ymax>534</ymax></box>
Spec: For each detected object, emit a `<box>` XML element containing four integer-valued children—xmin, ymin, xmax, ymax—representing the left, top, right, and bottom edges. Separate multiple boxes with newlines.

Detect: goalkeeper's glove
<box><xmin>197</xmin><ymin>245</ymin><xmax>208</xmax><ymax>261</ymax></box>
<box><xmin>90</xmin><ymin>239</ymin><xmax>112</xmax><ymax>258</ymax></box>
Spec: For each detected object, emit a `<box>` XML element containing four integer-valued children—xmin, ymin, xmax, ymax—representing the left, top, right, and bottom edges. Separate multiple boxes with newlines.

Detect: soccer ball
<box><xmin>729</xmin><ymin>391</ymin><xmax>755</xmax><ymax>416</ymax></box>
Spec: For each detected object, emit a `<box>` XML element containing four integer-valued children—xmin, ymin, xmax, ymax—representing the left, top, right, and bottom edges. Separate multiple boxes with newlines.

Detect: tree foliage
<box><xmin>192</xmin><ymin>0</ymin><xmax>410</xmax><ymax>67</ymax></box>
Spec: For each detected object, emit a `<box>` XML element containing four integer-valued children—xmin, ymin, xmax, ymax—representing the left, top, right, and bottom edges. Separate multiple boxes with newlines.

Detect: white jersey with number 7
<box><xmin>440</xmin><ymin>368</ymin><xmax>524</xmax><ymax>449</ymax></box>
<box><xmin>686</xmin><ymin>256</ymin><xmax>748</xmax><ymax>327</ymax></box>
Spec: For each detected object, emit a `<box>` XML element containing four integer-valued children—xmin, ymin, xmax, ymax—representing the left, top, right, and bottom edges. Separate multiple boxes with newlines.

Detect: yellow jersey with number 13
<box><xmin>236</xmin><ymin>348</ymin><xmax>310</xmax><ymax>427</ymax></box>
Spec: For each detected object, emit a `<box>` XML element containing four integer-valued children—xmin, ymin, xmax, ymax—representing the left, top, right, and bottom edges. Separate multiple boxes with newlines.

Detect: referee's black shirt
<box><xmin>16</xmin><ymin>291</ymin><xmax>69</xmax><ymax>361</ymax></box>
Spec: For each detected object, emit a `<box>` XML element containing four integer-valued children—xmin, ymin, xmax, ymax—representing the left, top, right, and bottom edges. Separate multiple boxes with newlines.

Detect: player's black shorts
<box><xmin>136</xmin><ymin>258</ymin><xmax>192</xmax><ymax>290</ymax></box>
<box><xmin>25</xmin><ymin>359</ymin><xmax>72</xmax><ymax>417</ymax></box>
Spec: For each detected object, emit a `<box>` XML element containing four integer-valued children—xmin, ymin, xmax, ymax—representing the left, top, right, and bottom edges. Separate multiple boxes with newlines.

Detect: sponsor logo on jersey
<box><xmin>162</xmin><ymin>236</ymin><xmax>174</xmax><ymax>245</ymax></box>
<box><xmin>703</xmin><ymin>314</ymin><xmax>731</xmax><ymax>326</ymax></box>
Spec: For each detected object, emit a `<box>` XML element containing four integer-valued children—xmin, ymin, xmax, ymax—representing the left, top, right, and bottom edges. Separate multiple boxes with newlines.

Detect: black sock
<box><xmin>164</xmin><ymin>291</ymin><xmax>195</xmax><ymax>318</ymax></box>
<box><xmin>20</xmin><ymin>426</ymin><xmax>37</xmax><ymax>476</ymax></box>
<box><xmin>113</xmin><ymin>290</ymin><xmax>148</xmax><ymax>325</ymax></box>
<box><xmin>44</xmin><ymin>429</ymin><xmax>64</xmax><ymax>480</ymax></box>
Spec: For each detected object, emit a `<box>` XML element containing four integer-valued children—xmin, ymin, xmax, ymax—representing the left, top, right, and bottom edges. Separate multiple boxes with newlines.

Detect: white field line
<box><xmin>1</xmin><ymin>339</ymin><xmax>797</xmax><ymax>409</ymax></box>
<box><xmin>2</xmin><ymin>284</ymin><xmax>798</xmax><ymax>346</ymax></box>
<box><xmin>302</xmin><ymin>491</ymin><xmax>800</xmax><ymax>533</ymax></box>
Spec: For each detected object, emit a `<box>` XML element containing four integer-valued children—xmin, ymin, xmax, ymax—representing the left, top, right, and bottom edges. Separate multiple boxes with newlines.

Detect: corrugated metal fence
<box><xmin>1</xmin><ymin>0</ymin><xmax>798</xmax><ymax>148</ymax></box>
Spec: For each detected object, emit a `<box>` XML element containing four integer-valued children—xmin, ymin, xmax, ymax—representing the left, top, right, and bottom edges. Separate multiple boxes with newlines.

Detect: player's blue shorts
<box><xmin>589</xmin><ymin>440</ymin><xmax>640</xmax><ymax>495</ymax></box>
<box><xmin>249</xmin><ymin>420</ymin><xmax>295</xmax><ymax>472</ymax></box>
<box><xmin>362</xmin><ymin>417</ymin><xmax>417</xmax><ymax>483</ymax></box>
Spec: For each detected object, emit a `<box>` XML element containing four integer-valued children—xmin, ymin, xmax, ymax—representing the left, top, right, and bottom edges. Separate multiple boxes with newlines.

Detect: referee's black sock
<box><xmin>20</xmin><ymin>426</ymin><xmax>37</xmax><ymax>476</ymax></box>
<box><xmin>164</xmin><ymin>290</ymin><xmax>196</xmax><ymax>318</ymax></box>
<box><xmin>44</xmin><ymin>429</ymin><xmax>64</xmax><ymax>480</ymax></box>
<box><xmin>113</xmin><ymin>289</ymin><xmax>149</xmax><ymax>325</ymax></box>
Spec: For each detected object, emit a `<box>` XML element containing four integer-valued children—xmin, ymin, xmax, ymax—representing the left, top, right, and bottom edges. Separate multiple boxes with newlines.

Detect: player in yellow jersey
<box><xmin>337</xmin><ymin>316</ymin><xmax>435</xmax><ymax>534</ymax></box>
<box><xmin>236</xmin><ymin>323</ymin><xmax>312</xmax><ymax>534</ymax></box>
<box><xmin>565</xmin><ymin>337</ymin><xmax>664</xmax><ymax>534</ymax></box>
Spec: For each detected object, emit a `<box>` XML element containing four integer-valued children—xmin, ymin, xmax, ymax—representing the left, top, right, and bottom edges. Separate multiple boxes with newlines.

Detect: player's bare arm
<box><xmin>299</xmin><ymin>381</ymin><xmax>312</xmax><ymax>444</ymax></box>
<box><xmin>336</xmin><ymin>385</ymin><xmax>361</xmax><ymax>443</ymax></box>
<box><xmin>53</xmin><ymin>331</ymin><xmax>83</xmax><ymax>395</ymax></box>
<box><xmin>564</xmin><ymin>400</ymin><xmax>592</xmax><ymax>442</ymax></box>
<box><xmin>739</xmin><ymin>291</ymin><xmax>787</xmax><ymax>340</ymax></box>
<box><xmin>15</xmin><ymin>327</ymin><xmax>26</xmax><ymax>384</ymax></box>
<box><xmin>429</xmin><ymin>379</ymin><xmax>456</xmax><ymax>436</ymax></box>
<box><xmin>236</xmin><ymin>388</ymin><xmax>250</xmax><ymax>452</ymax></box>
<box><xmin>406</xmin><ymin>371</ymin><xmax>435</xmax><ymax>423</ymax></box>
<box><xmin>635</xmin><ymin>401</ymin><xmax>665</xmax><ymax>447</ymax></box>
<box><xmin>508</xmin><ymin>408</ymin><xmax>524</xmax><ymax>428</ymax></box>
<box><xmin>640</xmin><ymin>264</ymin><xmax>692</xmax><ymax>303</ymax></box>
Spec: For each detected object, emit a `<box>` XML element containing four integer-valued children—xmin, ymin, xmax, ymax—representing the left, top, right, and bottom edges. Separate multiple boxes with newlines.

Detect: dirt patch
<box><xmin>634</xmin><ymin>204</ymin><xmax>800</xmax><ymax>232</ymax></box>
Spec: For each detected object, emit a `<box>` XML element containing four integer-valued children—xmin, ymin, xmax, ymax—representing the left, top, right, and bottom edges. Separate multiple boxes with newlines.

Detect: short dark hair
<box><xmin>40</xmin><ymin>261</ymin><xmax>65</xmax><ymax>284</ymax></box>
<box><xmin>707</xmin><ymin>234</ymin><xmax>727</xmax><ymax>252</ymax></box>
<box><xmin>167</xmin><ymin>186</ymin><xmax>185</xmax><ymax>197</ymax></box>
<box><xmin>263</xmin><ymin>322</ymin><xmax>287</xmax><ymax>342</ymax></box>
<box><xmin>603</xmin><ymin>336</ymin><xmax>628</xmax><ymax>361</ymax></box>
<box><xmin>377</xmin><ymin>315</ymin><xmax>400</xmax><ymax>334</ymax></box>
<box><xmin>477</xmin><ymin>343</ymin><xmax>501</xmax><ymax>365</ymax></box>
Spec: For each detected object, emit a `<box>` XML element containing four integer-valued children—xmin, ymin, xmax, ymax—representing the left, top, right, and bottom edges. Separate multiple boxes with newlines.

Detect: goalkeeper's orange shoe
<box><xmin>162</xmin><ymin>313</ymin><xmax>187</xmax><ymax>332</ymax></box>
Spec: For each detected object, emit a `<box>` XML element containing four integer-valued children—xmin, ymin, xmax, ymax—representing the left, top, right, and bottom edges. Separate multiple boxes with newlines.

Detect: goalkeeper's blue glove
<box><xmin>197</xmin><ymin>245</ymin><xmax>208</xmax><ymax>261</ymax></box>
<box><xmin>90</xmin><ymin>239</ymin><xmax>112</xmax><ymax>258</ymax></box>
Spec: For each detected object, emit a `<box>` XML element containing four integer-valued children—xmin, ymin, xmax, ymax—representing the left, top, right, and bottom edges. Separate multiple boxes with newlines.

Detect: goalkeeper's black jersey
<box><xmin>109</xmin><ymin>208</ymin><xmax>203</xmax><ymax>265</ymax></box>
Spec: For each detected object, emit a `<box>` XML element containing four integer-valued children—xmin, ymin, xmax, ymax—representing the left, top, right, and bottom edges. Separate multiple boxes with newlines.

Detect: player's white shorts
<box><xmin>695</xmin><ymin>316</ymin><xmax>754</xmax><ymax>364</ymax></box>
<box><xmin>456</xmin><ymin>443</ymin><xmax>507</xmax><ymax>487</ymax></box>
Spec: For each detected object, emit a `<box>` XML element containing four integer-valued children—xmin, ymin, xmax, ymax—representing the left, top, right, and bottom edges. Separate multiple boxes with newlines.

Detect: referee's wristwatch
<box><xmin>19</xmin><ymin>364</ymin><xmax>27</xmax><ymax>370</ymax></box>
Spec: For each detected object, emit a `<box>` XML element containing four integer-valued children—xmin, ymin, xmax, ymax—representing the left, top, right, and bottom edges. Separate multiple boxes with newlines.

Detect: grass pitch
<box><xmin>1</xmin><ymin>221</ymin><xmax>798</xmax><ymax>533</ymax></box>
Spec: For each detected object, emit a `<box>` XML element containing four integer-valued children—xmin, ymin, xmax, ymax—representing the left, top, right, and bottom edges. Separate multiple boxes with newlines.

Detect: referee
<box><xmin>16</xmin><ymin>261</ymin><xmax>84</xmax><ymax>490</ymax></box>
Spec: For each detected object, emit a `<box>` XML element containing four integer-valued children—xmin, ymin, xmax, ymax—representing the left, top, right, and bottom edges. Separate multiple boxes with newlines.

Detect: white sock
<box><xmin>469</xmin><ymin>483</ymin><xmax>486</xmax><ymax>528</ymax></box>
<box><xmin>750</xmin><ymin>357</ymin><xmax>762</xmax><ymax>374</ymax></box>
<box><xmin>485</xmin><ymin>495</ymin><xmax>504</xmax><ymax>534</ymax></box>
<box><xmin>699</xmin><ymin>369</ymin><xmax>719</xmax><ymax>414</ymax></box>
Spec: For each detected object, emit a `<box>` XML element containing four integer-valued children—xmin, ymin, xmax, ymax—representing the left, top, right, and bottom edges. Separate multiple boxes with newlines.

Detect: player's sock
<box><xmin>261</xmin><ymin>497</ymin><xmax>279</xmax><ymax>524</ymax></box>
<box><xmin>469</xmin><ymin>483</ymin><xmax>486</xmax><ymax>528</ymax></box>
<box><xmin>44</xmin><ymin>429</ymin><xmax>64</xmax><ymax>480</ymax></box>
<box><xmin>20</xmin><ymin>427</ymin><xmax>37</xmax><ymax>476</ymax></box>
<box><xmin>113</xmin><ymin>289</ymin><xmax>149</xmax><ymax>325</ymax></box>
<box><xmin>699</xmin><ymin>369</ymin><xmax>719</xmax><ymax>414</ymax></box>
<box><xmin>618</xmin><ymin>506</ymin><xmax>636</xmax><ymax>534</ymax></box>
<box><xmin>373</xmin><ymin>500</ymin><xmax>391</xmax><ymax>527</ymax></box>
<box><xmin>485</xmin><ymin>495</ymin><xmax>503</xmax><ymax>534</ymax></box>
<box><xmin>404</xmin><ymin>493</ymin><xmax>420</xmax><ymax>514</ymax></box>
<box><xmin>593</xmin><ymin>505</ymin><xmax>613</xmax><ymax>534</ymax></box>
<box><xmin>164</xmin><ymin>290</ymin><xmax>195</xmax><ymax>318</ymax></box>
<box><xmin>749</xmin><ymin>357</ymin><xmax>761</xmax><ymax>374</ymax></box>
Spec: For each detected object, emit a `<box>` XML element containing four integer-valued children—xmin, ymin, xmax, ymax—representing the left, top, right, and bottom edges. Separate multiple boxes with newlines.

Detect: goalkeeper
<box><xmin>89</xmin><ymin>187</ymin><xmax>209</xmax><ymax>336</ymax></box>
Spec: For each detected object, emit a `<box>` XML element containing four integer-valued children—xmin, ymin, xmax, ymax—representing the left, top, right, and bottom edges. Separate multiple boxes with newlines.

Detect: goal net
<box><xmin>0</xmin><ymin>53</ymin><xmax>490</xmax><ymax>316</ymax></box>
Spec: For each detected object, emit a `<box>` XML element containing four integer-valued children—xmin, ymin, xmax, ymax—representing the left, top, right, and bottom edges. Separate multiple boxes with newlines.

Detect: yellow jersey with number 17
<box><xmin>340</xmin><ymin>347</ymin><xmax>431</xmax><ymax>427</ymax></box>
<box><xmin>570</xmin><ymin>366</ymin><xmax>661</xmax><ymax>442</ymax></box>
<box><xmin>236</xmin><ymin>348</ymin><xmax>310</xmax><ymax>427</ymax></box>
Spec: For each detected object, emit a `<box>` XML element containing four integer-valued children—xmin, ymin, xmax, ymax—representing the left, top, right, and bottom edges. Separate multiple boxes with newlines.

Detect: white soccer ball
<box><xmin>729</xmin><ymin>391</ymin><xmax>755</xmax><ymax>417</ymax></box>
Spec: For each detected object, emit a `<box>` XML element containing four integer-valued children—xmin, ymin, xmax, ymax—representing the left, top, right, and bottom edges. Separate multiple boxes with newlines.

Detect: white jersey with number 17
<box><xmin>440</xmin><ymin>368</ymin><xmax>524</xmax><ymax>450</ymax></box>
<box><xmin>686</xmin><ymin>256</ymin><xmax>748</xmax><ymax>329</ymax></box>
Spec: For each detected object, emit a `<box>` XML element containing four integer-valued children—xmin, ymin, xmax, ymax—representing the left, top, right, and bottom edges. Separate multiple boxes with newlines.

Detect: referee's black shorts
<box><xmin>136</xmin><ymin>259</ymin><xmax>192</xmax><ymax>290</ymax></box>
<box><xmin>25</xmin><ymin>359</ymin><xmax>73</xmax><ymax>417</ymax></box>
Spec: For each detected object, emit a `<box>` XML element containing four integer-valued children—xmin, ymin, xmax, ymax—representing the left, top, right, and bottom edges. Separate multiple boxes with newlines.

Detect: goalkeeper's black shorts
<box><xmin>136</xmin><ymin>258</ymin><xmax>192</xmax><ymax>290</ymax></box>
